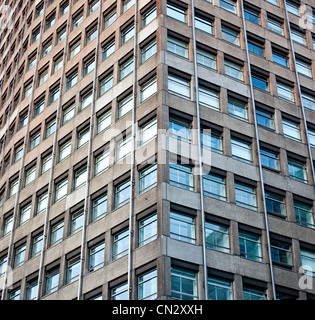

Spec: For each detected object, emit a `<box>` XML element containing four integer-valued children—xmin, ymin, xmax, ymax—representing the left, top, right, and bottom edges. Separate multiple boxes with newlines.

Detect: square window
<box><xmin>167</xmin><ymin>36</ymin><xmax>188</xmax><ymax>59</ymax></box>
<box><xmin>195</xmin><ymin>15</ymin><xmax>212</xmax><ymax>34</ymax></box>
<box><xmin>104</xmin><ymin>9</ymin><xmax>116</xmax><ymax>28</ymax></box>
<box><xmin>208</xmin><ymin>276</ymin><xmax>233</xmax><ymax>300</ymax></box>
<box><xmin>139</xmin><ymin>213</ymin><xmax>157</xmax><ymax>247</ymax></box>
<box><xmin>197</xmin><ymin>48</ymin><xmax>216</xmax><ymax>70</ymax></box>
<box><xmin>111</xmin><ymin>282</ymin><xmax>128</xmax><ymax>300</ymax></box>
<box><xmin>169</xmin><ymin>162</ymin><xmax>193</xmax><ymax>191</ymax></box>
<box><xmin>171</xmin><ymin>267</ymin><xmax>197</xmax><ymax>300</ymax></box>
<box><xmin>167</xmin><ymin>3</ymin><xmax>186</xmax><ymax>23</ymax></box>
<box><xmin>282</xmin><ymin>118</ymin><xmax>300</xmax><ymax>141</ymax></box>
<box><xmin>122</xmin><ymin>24</ymin><xmax>135</xmax><ymax>44</ymax></box>
<box><xmin>142</xmin><ymin>6</ymin><xmax>156</xmax><ymax>26</ymax></box>
<box><xmin>231</xmin><ymin>138</ymin><xmax>252</xmax><ymax>163</ymax></box>
<box><xmin>288</xmin><ymin>158</ymin><xmax>307</xmax><ymax>182</ymax></box>
<box><xmin>239</xmin><ymin>231</ymin><xmax>262</xmax><ymax>261</ymax></box>
<box><xmin>222</xmin><ymin>26</ymin><xmax>240</xmax><ymax>45</ymax></box>
<box><xmin>220</xmin><ymin>0</ymin><xmax>236</xmax><ymax>13</ymax></box>
<box><xmin>225</xmin><ymin>60</ymin><xmax>243</xmax><ymax>81</ymax></box>
<box><xmin>168</xmin><ymin>74</ymin><xmax>190</xmax><ymax>99</ymax></box>
<box><xmin>205</xmin><ymin>221</ymin><xmax>230</xmax><ymax>253</ymax></box>
<box><xmin>235</xmin><ymin>182</ymin><xmax>257</xmax><ymax>210</ymax></box>
<box><xmin>141</xmin><ymin>39</ymin><xmax>157</xmax><ymax>63</ymax></box>
<box><xmin>228</xmin><ymin>97</ymin><xmax>247</xmax><ymax>120</ymax></box>
<box><xmin>140</xmin><ymin>77</ymin><xmax>157</xmax><ymax>102</ymax></box>
<box><xmin>170</xmin><ymin>211</ymin><xmax>195</xmax><ymax>243</ymax></box>
<box><xmin>203</xmin><ymin>173</ymin><xmax>226</xmax><ymax>200</ymax></box>
<box><xmin>73</xmin><ymin>12</ymin><xmax>83</xmax><ymax>30</ymax></box>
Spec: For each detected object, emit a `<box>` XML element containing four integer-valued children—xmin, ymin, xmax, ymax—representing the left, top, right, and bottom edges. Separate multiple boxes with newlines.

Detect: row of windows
<box><xmin>2</xmin><ymin>204</ymin><xmax>315</xmax><ymax>301</ymax></box>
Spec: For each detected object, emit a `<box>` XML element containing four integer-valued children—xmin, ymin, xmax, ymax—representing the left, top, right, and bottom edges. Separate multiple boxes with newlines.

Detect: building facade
<box><xmin>0</xmin><ymin>0</ymin><xmax>315</xmax><ymax>300</ymax></box>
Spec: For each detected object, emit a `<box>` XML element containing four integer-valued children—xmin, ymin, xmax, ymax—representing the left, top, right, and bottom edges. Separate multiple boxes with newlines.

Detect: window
<box><xmin>294</xmin><ymin>201</ymin><xmax>314</xmax><ymax>228</ymax></box>
<box><xmin>291</xmin><ymin>27</ymin><xmax>306</xmax><ymax>46</ymax></box>
<box><xmin>267</xmin><ymin>17</ymin><xmax>283</xmax><ymax>35</ymax></box>
<box><xmin>81</xmin><ymin>90</ymin><xmax>93</xmax><ymax>110</ymax></box>
<box><xmin>141</xmin><ymin>39</ymin><xmax>157</xmax><ymax>63</ymax></box>
<box><xmin>78</xmin><ymin>127</ymin><xmax>90</xmax><ymax>148</ymax></box>
<box><xmin>71</xmin><ymin>209</ymin><xmax>84</xmax><ymax>234</ymax></box>
<box><xmin>113</xmin><ymin>228</ymin><xmax>129</xmax><ymax>260</ymax></box>
<box><xmin>15</xmin><ymin>144</ymin><xmax>24</xmax><ymax>162</ymax></box>
<box><xmin>243</xmin><ymin>286</ymin><xmax>266</xmax><ymax>300</ymax></box>
<box><xmin>195</xmin><ymin>15</ymin><xmax>213</xmax><ymax>34</ymax></box>
<box><xmin>266</xmin><ymin>0</ymin><xmax>279</xmax><ymax>5</ymax></box>
<box><xmin>260</xmin><ymin>147</ymin><xmax>280</xmax><ymax>171</ymax></box>
<box><xmin>302</xmin><ymin>91</ymin><xmax>315</xmax><ymax>111</ymax></box>
<box><xmin>63</xmin><ymin>104</ymin><xmax>75</xmax><ymax>124</ymax></box>
<box><xmin>138</xmin><ymin>269</ymin><xmax>157</xmax><ymax>300</ymax></box>
<box><xmin>39</xmin><ymin>70</ymin><xmax>48</xmax><ymax>85</ymax></box>
<box><xmin>30</xmin><ymin>131</ymin><xmax>40</xmax><ymax>150</ymax></box>
<box><xmin>32</xmin><ymin>28</ymin><xmax>41</xmax><ymax>42</ymax></box>
<box><xmin>8</xmin><ymin>287</ymin><xmax>21</xmax><ymax>300</ymax></box>
<box><xmin>208</xmin><ymin>276</ymin><xmax>233</xmax><ymax>300</ymax></box>
<box><xmin>199</xmin><ymin>86</ymin><xmax>220</xmax><ymax>110</ymax></box>
<box><xmin>169</xmin><ymin>117</ymin><xmax>191</xmax><ymax>142</ymax></box>
<box><xmin>288</xmin><ymin>158</ymin><xmax>307</xmax><ymax>183</ymax></box>
<box><xmin>277</xmin><ymin>82</ymin><xmax>294</xmax><ymax>102</ymax></box>
<box><xmin>139</xmin><ymin>164</ymin><xmax>157</xmax><ymax>194</ymax></box>
<box><xmin>203</xmin><ymin>173</ymin><xmax>226</xmax><ymax>201</ymax></box>
<box><xmin>117</xmin><ymin>135</ymin><xmax>132</xmax><ymax>160</ymax></box>
<box><xmin>92</xmin><ymin>194</ymin><xmax>107</xmax><ymax>221</ymax></box>
<box><xmin>169</xmin><ymin>163</ymin><xmax>193</xmax><ymax>191</ymax></box>
<box><xmin>167</xmin><ymin>36</ymin><xmax>188</xmax><ymax>59</ymax></box>
<box><xmin>0</xmin><ymin>255</ymin><xmax>8</xmax><ymax>276</ymax></box>
<box><xmin>67</xmin><ymin>71</ymin><xmax>78</xmax><ymax>90</ymax></box>
<box><xmin>50</xmin><ymin>86</ymin><xmax>60</xmax><ymax>103</ymax></box>
<box><xmin>196</xmin><ymin>48</ymin><xmax>216</xmax><ymax>70</ymax></box>
<box><xmin>139</xmin><ymin>213</ymin><xmax>157</xmax><ymax>247</ymax></box>
<box><xmin>228</xmin><ymin>97</ymin><xmax>247</xmax><ymax>120</ymax></box>
<box><xmin>220</xmin><ymin>0</ymin><xmax>236</xmax><ymax>13</ymax></box>
<box><xmin>222</xmin><ymin>26</ymin><xmax>240</xmax><ymax>46</ymax></box>
<box><xmin>111</xmin><ymin>282</ymin><xmax>128</xmax><ymax>300</ymax></box>
<box><xmin>286</xmin><ymin>0</ymin><xmax>300</xmax><ymax>16</ymax></box>
<box><xmin>55</xmin><ymin>178</ymin><xmax>68</xmax><ymax>201</ymax></box>
<box><xmin>251</xmin><ymin>72</ymin><xmax>269</xmax><ymax>91</ymax></box>
<box><xmin>26</xmin><ymin>279</ymin><xmax>38</xmax><ymax>300</ymax></box>
<box><xmin>46</xmin><ymin>119</ymin><xmax>56</xmax><ymax>138</ymax></box>
<box><xmin>171</xmin><ymin>267</ymin><xmax>197</xmax><ymax>300</ymax></box>
<box><xmin>104</xmin><ymin>9</ymin><xmax>116</xmax><ymax>28</ymax></box>
<box><xmin>225</xmin><ymin>60</ymin><xmax>243</xmax><ymax>81</ymax></box>
<box><xmin>86</xmin><ymin>27</ymin><xmax>97</xmax><ymax>44</ymax></box>
<box><xmin>244</xmin><ymin>6</ymin><xmax>260</xmax><ymax>24</ymax></box>
<box><xmin>97</xmin><ymin>110</ymin><xmax>111</xmax><ymax>133</ymax></box>
<box><xmin>168</xmin><ymin>73</ymin><xmax>190</xmax><ymax>99</ymax></box>
<box><xmin>57</xmin><ymin>27</ymin><xmax>66</xmax><ymax>44</ymax></box>
<box><xmin>100</xmin><ymin>73</ymin><xmax>113</xmax><ymax>95</ymax></box>
<box><xmin>123</xmin><ymin>0</ymin><xmax>134</xmax><ymax>12</ymax></box>
<box><xmin>235</xmin><ymin>182</ymin><xmax>257</xmax><ymax>210</ymax></box>
<box><xmin>50</xmin><ymin>220</ymin><xmax>64</xmax><ymax>246</ymax></box>
<box><xmin>167</xmin><ymin>3</ymin><xmax>186</xmax><ymax>23</ymax></box>
<box><xmin>239</xmin><ymin>231</ymin><xmax>262</xmax><ymax>262</ymax></box>
<box><xmin>201</xmin><ymin>128</ymin><xmax>223</xmax><ymax>153</ymax></box>
<box><xmin>42</xmin><ymin>40</ymin><xmax>52</xmax><ymax>57</ymax></box>
<box><xmin>115</xmin><ymin>180</ymin><xmax>131</xmax><ymax>208</ymax></box>
<box><xmin>45</xmin><ymin>266</ymin><xmax>60</xmax><ymax>294</ymax></box>
<box><xmin>170</xmin><ymin>211</ymin><xmax>195</xmax><ymax>244</ymax></box>
<box><xmin>231</xmin><ymin>137</ymin><xmax>252</xmax><ymax>163</ymax></box>
<box><xmin>282</xmin><ymin>118</ymin><xmax>300</xmax><ymax>141</ymax></box>
<box><xmin>28</xmin><ymin>54</ymin><xmax>37</xmax><ymax>71</ymax></box>
<box><xmin>247</xmin><ymin>37</ymin><xmax>264</xmax><ymax>56</ymax></box>
<box><xmin>59</xmin><ymin>140</ymin><xmax>71</xmax><ymax>161</ymax></box>
<box><xmin>256</xmin><ymin>107</ymin><xmax>274</xmax><ymax>129</ymax></box>
<box><xmin>37</xmin><ymin>191</ymin><xmax>48</xmax><ymax>215</ymax></box>
<box><xmin>296</xmin><ymin>58</ymin><xmax>312</xmax><ymax>77</ymax></box>
<box><xmin>24</xmin><ymin>82</ymin><xmax>33</xmax><ymax>99</ymax></box>
<box><xmin>31</xmin><ymin>233</ymin><xmax>43</xmax><ymax>257</ymax></box>
<box><xmin>70</xmin><ymin>41</ymin><xmax>81</xmax><ymax>58</ymax></box>
<box><xmin>34</xmin><ymin>98</ymin><xmax>45</xmax><ymax>116</ymax></box>
<box><xmin>46</xmin><ymin>13</ymin><xmax>55</xmax><ymax>29</ymax></box>
<box><xmin>118</xmin><ymin>93</ymin><xmax>133</xmax><ymax>118</ymax></box>
<box><xmin>88</xmin><ymin>0</ymin><xmax>99</xmax><ymax>15</ymax></box>
<box><xmin>42</xmin><ymin>153</ymin><xmax>52</xmax><ymax>173</ymax></box>
<box><xmin>25</xmin><ymin>165</ymin><xmax>36</xmax><ymax>186</ymax></box>
<box><xmin>140</xmin><ymin>117</ymin><xmax>157</xmax><ymax>145</ymax></box>
<box><xmin>10</xmin><ymin>178</ymin><xmax>19</xmax><ymax>197</ymax></box>
<box><xmin>270</xmin><ymin>238</ymin><xmax>292</xmax><ymax>267</ymax></box>
<box><xmin>19</xmin><ymin>113</ymin><xmax>28</xmax><ymax>129</ymax></box>
<box><xmin>74</xmin><ymin>166</ymin><xmax>87</xmax><ymax>189</ymax></box>
<box><xmin>73</xmin><ymin>11</ymin><xmax>83</xmax><ymax>30</ymax></box>
<box><xmin>84</xmin><ymin>58</ymin><xmax>95</xmax><ymax>76</ymax></box>
<box><xmin>89</xmin><ymin>242</ymin><xmax>105</xmax><ymax>272</ymax></box>
<box><xmin>4</xmin><ymin>215</ymin><xmax>13</xmax><ymax>235</ymax></box>
<box><xmin>121</xmin><ymin>24</ymin><xmax>135</xmax><ymax>44</ymax></box>
<box><xmin>60</xmin><ymin>1</ymin><xmax>69</xmax><ymax>16</ymax></box>
<box><xmin>66</xmin><ymin>255</ymin><xmax>80</xmax><ymax>283</ymax></box>
<box><xmin>14</xmin><ymin>244</ymin><xmax>26</xmax><ymax>268</ymax></box>
<box><xmin>95</xmin><ymin>150</ymin><xmax>109</xmax><ymax>176</ymax></box>
<box><xmin>272</xmin><ymin>49</ymin><xmax>288</xmax><ymax>67</ymax></box>
<box><xmin>205</xmin><ymin>221</ymin><xmax>230</xmax><ymax>253</ymax></box>
<box><xmin>120</xmin><ymin>57</ymin><xmax>133</xmax><ymax>80</ymax></box>
<box><xmin>142</xmin><ymin>6</ymin><xmax>156</xmax><ymax>26</ymax></box>
<box><xmin>300</xmin><ymin>248</ymin><xmax>315</xmax><ymax>276</ymax></box>
<box><xmin>265</xmin><ymin>191</ymin><xmax>286</xmax><ymax>217</ymax></box>
<box><xmin>103</xmin><ymin>40</ymin><xmax>115</xmax><ymax>60</ymax></box>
